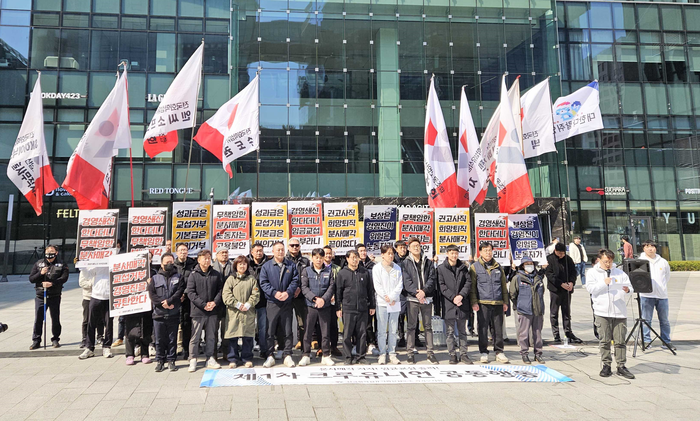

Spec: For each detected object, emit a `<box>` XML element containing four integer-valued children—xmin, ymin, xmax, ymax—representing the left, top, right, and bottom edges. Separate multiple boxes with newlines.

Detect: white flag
<box><xmin>143</xmin><ymin>42</ymin><xmax>203</xmax><ymax>158</ymax></box>
<box><xmin>552</xmin><ymin>80</ymin><xmax>604</xmax><ymax>141</ymax></box>
<box><xmin>456</xmin><ymin>86</ymin><xmax>488</xmax><ymax>206</ymax></box>
<box><xmin>521</xmin><ymin>78</ymin><xmax>556</xmax><ymax>158</ymax></box>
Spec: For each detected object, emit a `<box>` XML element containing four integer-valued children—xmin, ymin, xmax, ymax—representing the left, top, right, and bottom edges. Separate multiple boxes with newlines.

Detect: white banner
<box><xmin>521</xmin><ymin>78</ymin><xmax>556</xmax><ymax>159</ymax></box>
<box><xmin>552</xmin><ymin>80</ymin><xmax>604</xmax><ymax>142</ymax></box>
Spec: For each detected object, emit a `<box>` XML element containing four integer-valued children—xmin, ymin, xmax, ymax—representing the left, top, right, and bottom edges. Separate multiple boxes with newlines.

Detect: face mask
<box><xmin>45</xmin><ymin>253</ymin><xmax>57</xmax><ymax>260</ymax></box>
<box><xmin>524</xmin><ymin>265</ymin><xmax>535</xmax><ymax>273</ymax></box>
<box><xmin>163</xmin><ymin>263</ymin><xmax>174</xmax><ymax>272</ymax></box>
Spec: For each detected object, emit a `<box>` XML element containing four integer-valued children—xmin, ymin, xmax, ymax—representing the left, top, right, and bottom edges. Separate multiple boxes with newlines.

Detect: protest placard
<box><xmin>435</xmin><ymin>208</ymin><xmax>470</xmax><ymax>262</ymax></box>
<box><xmin>252</xmin><ymin>202</ymin><xmax>288</xmax><ymax>254</ymax></box>
<box><xmin>172</xmin><ymin>202</ymin><xmax>211</xmax><ymax>257</ymax></box>
<box><xmin>397</xmin><ymin>207</ymin><xmax>434</xmax><ymax>256</ymax></box>
<box><xmin>75</xmin><ymin>209</ymin><xmax>119</xmax><ymax>268</ymax></box>
<box><xmin>127</xmin><ymin>207</ymin><xmax>167</xmax><ymax>264</ymax></box>
<box><xmin>324</xmin><ymin>202</ymin><xmax>360</xmax><ymax>254</ymax></box>
<box><xmin>363</xmin><ymin>205</ymin><xmax>397</xmax><ymax>256</ymax></box>
<box><xmin>508</xmin><ymin>214</ymin><xmax>545</xmax><ymax>265</ymax></box>
<box><xmin>288</xmin><ymin>201</ymin><xmax>323</xmax><ymax>253</ymax></box>
<box><xmin>474</xmin><ymin>213</ymin><xmax>510</xmax><ymax>266</ymax></box>
<box><xmin>212</xmin><ymin>204</ymin><xmax>250</xmax><ymax>256</ymax></box>
<box><xmin>109</xmin><ymin>250</ymin><xmax>151</xmax><ymax>318</ymax></box>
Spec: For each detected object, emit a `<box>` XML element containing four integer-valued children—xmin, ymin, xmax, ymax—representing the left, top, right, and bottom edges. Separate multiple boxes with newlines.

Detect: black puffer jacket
<box><xmin>437</xmin><ymin>259</ymin><xmax>472</xmax><ymax>320</ymax></box>
<box><xmin>401</xmin><ymin>253</ymin><xmax>436</xmax><ymax>301</ymax></box>
<box><xmin>335</xmin><ymin>266</ymin><xmax>375</xmax><ymax>314</ymax></box>
<box><xmin>29</xmin><ymin>258</ymin><xmax>69</xmax><ymax>298</ymax></box>
<box><xmin>248</xmin><ymin>253</ymin><xmax>270</xmax><ymax>309</ymax></box>
<box><xmin>186</xmin><ymin>265</ymin><xmax>223</xmax><ymax>318</ymax></box>
<box><xmin>148</xmin><ymin>268</ymin><xmax>184</xmax><ymax>319</ymax></box>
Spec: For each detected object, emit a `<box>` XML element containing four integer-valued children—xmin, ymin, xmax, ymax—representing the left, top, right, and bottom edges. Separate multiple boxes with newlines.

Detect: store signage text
<box><xmin>56</xmin><ymin>209</ymin><xmax>79</xmax><ymax>218</ymax></box>
<box><xmin>147</xmin><ymin>94</ymin><xmax>164</xmax><ymax>103</ymax></box>
<box><xmin>39</xmin><ymin>92</ymin><xmax>84</xmax><ymax>99</ymax></box>
<box><xmin>584</xmin><ymin>186</ymin><xmax>627</xmax><ymax>196</ymax></box>
<box><xmin>46</xmin><ymin>187</ymin><xmax>72</xmax><ymax>197</ymax></box>
<box><xmin>685</xmin><ymin>188</ymin><xmax>700</xmax><ymax>195</ymax></box>
<box><xmin>147</xmin><ymin>188</ymin><xmax>199</xmax><ymax>195</ymax></box>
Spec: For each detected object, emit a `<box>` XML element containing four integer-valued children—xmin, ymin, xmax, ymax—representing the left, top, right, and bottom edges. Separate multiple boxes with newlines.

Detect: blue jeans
<box><xmin>376</xmin><ymin>306</ymin><xmax>399</xmax><ymax>356</ymax></box>
<box><xmin>576</xmin><ymin>262</ymin><xmax>586</xmax><ymax>285</ymax></box>
<box><xmin>641</xmin><ymin>297</ymin><xmax>671</xmax><ymax>344</ymax></box>
<box><xmin>256</xmin><ymin>307</ymin><xmax>268</xmax><ymax>357</ymax></box>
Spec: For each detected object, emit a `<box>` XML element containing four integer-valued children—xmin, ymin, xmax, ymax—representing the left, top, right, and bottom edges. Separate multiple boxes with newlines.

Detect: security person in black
<box><xmin>28</xmin><ymin>245</ymin><xmax>69</xmax><ymax>349</ymax></box>
<box><xmin>545</xmin><ymin>242</ymin><xmax>582</xmax><ymax>344</ymax></box>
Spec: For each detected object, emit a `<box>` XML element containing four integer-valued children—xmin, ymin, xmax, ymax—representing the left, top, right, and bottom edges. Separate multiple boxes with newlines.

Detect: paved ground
<box><xmin>0</xmin><ymin>271</ymin><xmax>699</xmax><ymax>421</ymax></box>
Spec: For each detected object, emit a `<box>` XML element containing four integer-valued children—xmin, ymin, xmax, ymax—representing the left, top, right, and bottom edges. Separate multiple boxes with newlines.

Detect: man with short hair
<box><xmin>639</xmin><ymin>240</ymin><xmax>674</xmax><ymax>350</ymax></box>
<box><xmin>336</xmin><ymin>250</ymin><xmax>375</xmax><ymax>365</ymax></box>
<box><xmin>545</xmin><ymin>242</ymin><xmax>582</xmax><ymax>344</ymax></box>
<box><xmin>29</xmin><ymin>245</ymin><xmax>69</xmax><ymax>349</ymax></box>
<box><xmin>586</xmin><ymin>249</ymin><xmax>635</xmax><ymax>379</ymax></box>
<box><xmin>402</xmin><ymin>237</ymin><xmax>437</xmax><ymax>364</ymax></box>
<box><xmin>287</xmin><ymin>238</ymin><xmax>310</xmax><ymax>350</ymax></box>
<box><xmin>260</xmin><ymin>241</ymin><xmax>299</xmax><ymax>368</ymax></box>
<box><xmin>568</xmin><ymin>236</ymin><xmax>588</xmax><ymax>285</ymax></box>
<box><xmin>212</xmin><ymin>247</ymin><xmax>233</xmax><ymax>358</ymax></box>
<box><xmin>300</xmin><ymin>248</ymin><xmax>336</xmax><ymax>366</ymax></box>
<box><xmin>248</xmin><ymin>242</ymin><xmax>271</xmax><ymax>358</ymax></box>
<box><xmin>148</xmin><ymin>252</ymin><xmax>183</xmax><ymax>372</ymax></box>
<box><xmin>174</xmin><ymin>243</ymin><xmax>196</xmax><ymax>360</ymax></box>
<box><xmin>438</xmin><ymin>244</ymin><xmax>472</xmax><ymax>364</ymax></box>
<box><xmin>323</xmin><ymin>246</ymin><xmax>343</xmax><ymax>357</ymax></box>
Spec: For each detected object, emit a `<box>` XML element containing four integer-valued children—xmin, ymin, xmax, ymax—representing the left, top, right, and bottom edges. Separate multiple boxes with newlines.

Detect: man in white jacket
<box><xmin>568</xmin><ymin>236</ymin><xmax>588</xmax><ymax>285</ymax></box>
<box><xmin>638</xmin><ymin>241</ymin><xmax>674</xmax><ymax>350</ymax></box>
<box><xmin>372</xmin><ymin>245</ymin><xmax>404</xmax><ymax>365</ymax></box>
<box><xmin>586</xmin><ymin>249</ymin><xmax>635</xmax><ymax>379</ymax></box>
<box><xmin>79</xmin><ymin>265</ymin><xmax>114</xmax><ymax>359</ymax></box>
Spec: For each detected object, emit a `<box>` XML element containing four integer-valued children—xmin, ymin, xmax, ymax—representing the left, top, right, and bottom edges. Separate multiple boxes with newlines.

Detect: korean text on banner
<box><xmin>435</xmin><ymin>208</ymin><xmax>470</xmax><ymax>263</ymax></box>
<box><xmin>324</xmin><ymin>202</ymin><xmax>360</xmax><ymax>254</ymax></box>
<box><xmin>288</xmin><ymin>201</ymin><xmax>323</xmax><ymax>253</ymax></box>
<box><xmin>398</xmin><ymin>207</ymin><xmax>434</xmax><ymax>256</ymax></box>
<box><xmin>75</xmin><ymin>209</ymin><xmax>119</xmax><ymax>268</ymax></box>
<box><xmin>474</xmin><ymin>213</ymin><xmax>510</xmax><ymax>266</ymax></box>
<box><xmin>127</xmin><ymin>208</ymin><xmax>168</xmax><ymax>264</ymax></box>
<box><xmin>508</xmin><ymin>214</ymin><xmax>545</xmax><ymax>266</ymax></box>
<box><xmin>212</xmin><ymin>204</ymin><xmax>250</xmax><ymax>256</ymax></box>
<box><xmin>109</xmin><ymin>250</ymin><xmax>151</xmax><ymax>318</ymax></box>
<box><xmin>363</xmin><ymin>205</ymin><xmax>398</xmax><ymax>256</ymax></box>
<box><xmin>552</xmin><ymin>80</ymin><xmax>604</xmax><ymax>142</ymax></box>
<box><xmin>252</xmin><ymin>202</ymin><xmax>289</xmax><ymax>254</ymax></box>
<box><xmin>172</xmin><ymin>202</ymin><xmax>211</xmax><ymax>257</ymax></box>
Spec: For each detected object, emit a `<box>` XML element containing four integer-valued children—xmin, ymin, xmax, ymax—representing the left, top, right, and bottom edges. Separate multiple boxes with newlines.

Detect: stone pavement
<box><xmin>0</xmin><ymin>272</ymin><xmax>699</xmax><ymax>421</ymax></box>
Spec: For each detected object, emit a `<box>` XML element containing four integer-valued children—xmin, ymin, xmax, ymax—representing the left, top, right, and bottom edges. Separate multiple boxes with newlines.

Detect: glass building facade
<box><xmin>0</xmin><ymin>0</ymin><xmax>698</xmax><ymax>272</ymax></box>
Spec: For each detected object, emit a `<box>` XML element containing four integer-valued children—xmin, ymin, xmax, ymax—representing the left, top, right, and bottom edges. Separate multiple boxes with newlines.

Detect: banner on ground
<box><xmin>435</xmin><ymin>208</ymin><xmax>470</xmax><ymax>263</ymax></box>
<box><xmin>212</xmin><ymin>204</ymin><xmax>250</xmax><ymax>257</ymax></box>
<box><xmin>508</xmin><ymin>214</ymin><xmax>545</xmax><ymax>266</ymax></box>
<box><xmin>363</xmin><ymin>205</ymin><xmax>397</xmax><ymax>256</ymax></box>
<box><xmin>474</xmin><ymin>213</ymin><xmax>510</xmax><ymax>266</ymax></box>
<box><xmin>324</xmin><ymin>202</ymin><xmax>360</xmax><ymax>254</ymax></box>
<box><xmin>127</xmin><ymin>207</ymin><xmax>167</xmax><ymax>264</ymax></box>
<box><xmin>398</xmin><ymin>207</ymin><xmax>434</xmax><ymax>256</ymax></box>
<box><xmin>252</xmin><ymin>202</ymin><xmax>288</xmax><ymax>254</ymax></box>
<box><xmin>288</xmin><ymin>201</ymin><xmax>323</xmax><ymax>253</ymax></box>
<box><xmin>75</xmin><ymin>209</ymin><xmax>119</xmax><ymax>268</ymax></box>
<box><xmin>172</xmin><ymin>202</ymin><xmax>211</xmax><ymax>257</ymax></box>
<box><xmin>552</xmin><ymin>80</ymin><xmax>604</xmax><ymax>142</ymax></box>
<box><xmin>108</xmin><ymin>250</ymin><xmax>151</xmax><ymax>318</ymax></box>
<box><xmin>200</xmin><ymin>365</ymin><xmax>573</xmax><ymax>387</ymax></box>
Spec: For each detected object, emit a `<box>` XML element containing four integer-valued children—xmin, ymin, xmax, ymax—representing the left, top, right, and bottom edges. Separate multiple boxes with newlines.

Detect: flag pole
<box><xmin>256</xmin><ymin>70</ymin><xmax>260</xmax><ymax>199</ymax></box>
<box><xmin>183</xmin><ymin>39</ymin><xmax>204</xmax><ymax>202</ymax></box>
<box><xmin>546</xmin><ymin>75</ymin><xmax>569</xmax><ymax>245</ymax></box>
<box><xmin>119</xmin><ymin>61</ymin><xmax>135</xmax><ymax>208</ymax></box>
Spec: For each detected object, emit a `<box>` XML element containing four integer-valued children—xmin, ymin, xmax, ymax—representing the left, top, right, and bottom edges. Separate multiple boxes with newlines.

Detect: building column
<box><xmin>376</xmin><ymin>28</ymin><xmax>401</xmax><ymax>197</ymax></box>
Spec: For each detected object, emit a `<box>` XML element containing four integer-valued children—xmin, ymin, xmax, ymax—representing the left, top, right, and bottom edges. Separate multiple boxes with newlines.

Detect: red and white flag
<box><xmin>424</xmin><ymin>77</ymin><xmax>459</xmax><ymax>208</ymax></box>
<box><xmin>194</xmin><ymin>75</ymin><xmax>259</xmax><ymax>178</ymax></box>
<box><xmin>143</xmin><ymin>42</ymin><xmax>203</xmax><ymax>158</ymax></box>
<box><xmin>63</xmin><ymin>69</ymin><xmax>131</xmax><ymax>210</ymax></box>
<box><xmin>521</xmin><ymin>78</ymin><xmax>556</xmax><ymax>159</ymax></box>
<box><xmin>494</xmin><ymin>75</ymin><xmax>534</xmax><ymax>214</ymax></box>
<box><xmin>456</xmin><ymin>86</ymin><xmax>488</xmax><ymax>207</ymax></box>
<box><xmin>7</xmin><ymin>74</ymin><xmax>59</xmax><ymax>216</ymax></box>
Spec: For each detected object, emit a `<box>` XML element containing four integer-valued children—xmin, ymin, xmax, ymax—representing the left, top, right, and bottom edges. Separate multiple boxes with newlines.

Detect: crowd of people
<box><xmin>26</xmin><ymin>236</ymin><xmax>674</xmax><ymax>380</ymax></box>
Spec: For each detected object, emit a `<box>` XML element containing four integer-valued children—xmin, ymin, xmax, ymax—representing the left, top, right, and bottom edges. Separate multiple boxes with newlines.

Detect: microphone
<box><xmin>605</xmin><ymin>269</ymin><xmax>611</xmax><ymax>277</ymax></box>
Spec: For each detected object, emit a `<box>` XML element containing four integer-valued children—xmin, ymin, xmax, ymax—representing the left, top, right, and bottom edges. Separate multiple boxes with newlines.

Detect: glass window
<box><xmin>0</xmin><ymin>9</ymin><xmax>30</xmax><ymax>25</ymax></box>
<box><xmin>90</xmin><ymin>31</ymin><xmax>119</xmax><ymax>71</ymax></box>
<box><xmin>179</xmin><ymin>0</ymin><xmax>203</xmax><ymax>16</ymax></box>
<box><xmin>148</xmin><ymin>33</ymin><xmax>176</xmax><ymax>72</ymax></box>
<box><xmin>88</xmin><ymin>72</ymin><xmax>115</xmax><ymax>107</ymax></box>
<box><xmin>58</xmin><ymin>72</ymin><xmax>86</xmax><ymax>106</ymax></box>
<box><xmin>626</xmin><ymin>167</ymin><xmax>652</xmax><ymax>200</ymax></box>
<box><xmin>62</xmin><ymin>13</ymin><xmax>90</xmax><ymax>27</ymax></box>
<box><xmin>178</xmin><ymin>34</ymin><xmax>201</xmax><ymax>71</ymax></box>
<box><xmin>578</xmin><ymin>200</ymin><xmax>605</xmax><ymax>254</ymax></box>
<box><xmin>203</xmin><ymin>75</ymin><xmax>228</xmax><ymax>109</ymax></box>
<box><xmin>590</xmin><ymin>2</ymin><xmax>612</xmax><ymax>29</ymax></box>
<box><xmin>680</xmin><ymin>202</ymin><xmax>700</xmax><ymax>260</ymax></box>
<box><xmin>655</xmin><ymin>201</ymin><xmax>681</xmax><ymax>261</ymax></box>
<box><xmin>61</xmin><ymin>29</ymin><xmax>89</xmax><ymax>70</ymax></box>
<box><xmin>668</xmin><ymin>84</ymin><xmax>692</xmax><ymax>116</ymax></box>
<box><xmin>29</xmin><ymin>28</ymin><xmax>59</xmax><ymax>69</ymax></box>
<box><xmin>202</xmin><ymin>165</ymin><xmax>229</xmax><ymax>200</ymax></box>
<box><xmin>0</xmin><ymin>25</ymin><xmax>29</xmax><ymax>69</ymax></box>
<box><xmin>640</xmin><ymin>45</ymin><xmax>663</xmax><ymax>82</ymax></box>
<box><xmin>55</xmin><ymin>124</ymin><xmax>85</xmax><ymax>157</ymax></box>
<box><xmin>686</xmin><ymin>7</ymin><xmax>700</xmax><ymax>32</ymax></box>
<box><xmin>590</xmin><ymin>44</ymin><xmax>613</xmax><ymax>81</ymax></box>
<box><xmin>93</xmin><ymin>0</ymin><xmax>118</xmax><ymax>13</ymax></box>
<box><xmin>151</xmin><ymin>0</ymin><xmax>176</xmax><ymax>16</ymax></box>
<box><xmin>566</xmin><ymin>3</ymin><xmax>589</xmax><ymax>29</ymax></box>
<box><xmin>34</xmin><ymin>0</ymin><xmax>60</xmax><ymax>11</ymax></box>
<box><xmin>345</xmin><ymin>18</ymin><xmax>371</xmax><ymax>70</ymax></box>
<box><xmin>612</xmin><ymin>4</ymin><xmax>635</xmax><ymax>30</ymax></box>
<box><xmin>0</xmin><ymin>70</ymin><xmax>28</xmax><ymax>106</ymax></box>
<box><xmin>206</xmin><ymin>0</ymin><xmax>229</xmax><ymax>18</ymax></box>
<box><xmin>33</xmin><ymin>12</ymin><xmax>60</xmax><ymax>26</ymax></box>
<box><xmin>128</xmin><ymin>72</ymin><xmax>146</xmax><ymax>108</ymax></box>
<box><xmin>118</xmin><ymin>32</ymin><xmax>147</xmax><ymax>71</ymax></box>
<box><xmin>92</xmin><ymin>15</ymin><xmax>119</xmax><ymax>28</ymax></box>
<box><xmin>147</xmin><ymin>73</ymin><xmax>174</xmax><ymax>109</ymax></box>
<box><xmin>121</xmin><ymin>16</ymin><xmax>147</xmax><ymax>29</ymax></box>
<box><xmin>637</xmin><ymin>5</ymin><xmax>659</xmax><ymax>31</ymax></box>
<box><xmin>664</xmin><ymin>46</ymin><xmax>687</xmax><ymax>83</ymax></box>
<box><xmin>653</xmin><ymin>169</ymin><xmax>677</xmax><ymax>201</ymax></box>
<box><xmin>178</xmin><ymin>18</ymin><xmax>203</xmax><ymax>32</ymax></box>
<box><xmin>615</xmin><ymin>45</ymin><xmax>639</xmax><ymax>82</ymax></box>
<box><xmin>150</xmin><ymin>17</ymin><xmax>175</xmax><ymax>30</ymax></box>
<box><xmin>205</xmin><ymin>19</ymin><xmax>228</xmax><ymax>33</ymax></box>
<box><xmin>113</xmin><ymin>164</ymin><xmax>143</xmax><ymax>201</ymax></box>
<box><xmin>0</xmin><ymin>123</ymin><xmax>20</xmax><ymax>158</ymax></box>
<box><xmin>203</xmin><ymin>35</ymin><xmax>227</xmax><ymax>74</ymax></box>
<box><xmin>661</xmin><ymin>6</ymin><xmax>682</xmax><ymax>32</ymax></box>
<box><xmin>122</xmin><ymin>0</ymin><xmax>148</xmax><ymax>14</ymax></box>
<box><xmin>568</xmin><ymin>44</ymin><xmax>592</xmax><ymax>81</ymax></box>
<box><xmin>644</xmin><ymin>84</ymin><xmax>668</xmax><ymax>115</ymax></box>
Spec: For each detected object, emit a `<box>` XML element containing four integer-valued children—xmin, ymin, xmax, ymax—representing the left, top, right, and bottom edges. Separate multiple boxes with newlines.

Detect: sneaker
<box><xmin>321</xmin><ymin>356</ymin><xmax>335</xmax><ymax>366</ymax></box>
<box><xmin>244</xmin><ymin>361</ymin><xmax>253</xmax><ymax>368</ymax></box>
<box><xmin>522</xmin><ymin>355</ymin><xmax>531</xmax><ymax>365</ymax></box>
<box><xmin>96</xmin><ymin>337</ymin><xmax>104</xmax><ymax>346</ymax></box>
<box><xmin>263</xmin><ymin>356</ymin><xmax>276</xmax><ymax>368</ymax></box>
<box><xmin>449</xmin><ymin>354</ymin><xmax>458</xmax><ymax>365</ymax></box>
<box><xmin>228</xmin><ymin>362</ymin><xmax>237</xmax><ymax>369</ymax></box>
<box><xmin>378</xmin><ymin>354</ymin><xmax>387</xmax><ymax>365</ymax></box>
<box><xmin>155</xmin><ymin>362</ymin><xmax>164</xmax><ymax>372</ymax></box>
<box><xmin>480</xmin><ymin>353</ymin><xmax>489</xmax><ymax>363</ymax></box>
<box><xmin>299</xmin><ymin>356</ymin><xmax>311</xmax><ymax>366</ymax></box>
<box><xmin>52</xmin><ymin>340</ymin><xmax>60</xmax><ymax>348</ymax></box>
<box><xmin>412</xmin><ymin>348</ymin><xmax>419</xmax><ymax>355</ymax></box>
<box><xmin>103</xmin><ymin>347</ymin><xmax>113</xmax><ymax>358</ymax></box>
<box><xmin>389</xmin><ymin>354</ymin><xmax>401</xmax><ymax>365</ymax></box>
<box><xmin>407</xmin><ymin>353</ymin><xmax>415</xmax><ymax>364</ymax></box>
<box><xmin>284</xmin><ymin>356</ymin><xmax>296</xmax><ymax>368</ymax></box>
<box><xmin>134</xmin><ymin>346</ymin><xmax>141</xmax><ymax>356</ymax></box>
<box><xmin>169</xmin><ymin>362</ymin><xmax>178</xmax><ymax>372</ymax></box>
<box><xmin>188</xmin><ymin>359</ymin><xmax>197</xmax><ymax>372</ymax></box>
<box><xmin>125</xmin><ymin>356</ymin><xmax>135</xmax><ymax>366</ymax></box>
<box><xmin>311</xmin><ymin>341</ymin><xmax>319</xmax><ymax>350</ymax></box>
<box><xmin>355</xmin><ymin>357</ymin><xmax>369</xmax><ymax>365</ymax></box>
<box><xmin>80</xmin><ymin>342</ymin><xmax>86</xmax><ymax>349</ymax></box>
<box><xmin>535</xmin><ymin>355</ymin><xmax>545</xmax><ymax>364</ymax></box>
<box><xmin>599</xmin><ymin>364</ymin><xmax>612</xmax><ymax>377</ymax></box>
<box><xmin>112</xmin><ymin>339</ymin><xmax>123</xmax><ymax>347</ymax></box>
<box><xmin>29</xmin><ymin>342</ymin><xmax>40</xmax><ymax>350</ymax></box>
<box><xmin>207</xmin><ymin>357</ymin><xmax>221</xmax><ymax>369</ymax></box>
<box><xmin>294</xmin><ymin>341</ymin><xmax>302</xmax><ymax>350</ymax></box>
<box><xmin>427</xmin><ymin>354</ymin><xmax>438</xmax><ymax>365</ymax></box>
<box><xmin>461</xmin><ymin>354</ymin><xmax>473</xmax><ymax>365</ymax></box>
<box><xmin>567</xmin><ymin>334</ymin><xmax>583</xmax><ymax>344</ymax></box>
<box><xmin>495</xmin><ymin>353</ymin><xmax>509</xmax><ymax>363</ymax></box>
<box><xmin>616</xmin><ymin>365</ymin><xmax>635</xmax><ymax>379</ymax></box>
<box><xmin>149</xmin><ymin>345</ymin><xmax>156</xmax><ymax>357</ymax></box>
<box><xmin>141</xmin><ymin>357</ymin><xmax>152</xmax><ymax>364</ymax></box>
<box><xmin>79</xmin><ymin>349</ymin><xmax>94</xmax><ymax>360</ymax></box>
<box><xmin>503</xmin><ymin>338</ymin><xmax>511</xmax><ymax>344</ymax></box>
<box><xmin>331</xmin><ymin>347</ymin><xmax>344</xmax><ymax>357</ymax></box>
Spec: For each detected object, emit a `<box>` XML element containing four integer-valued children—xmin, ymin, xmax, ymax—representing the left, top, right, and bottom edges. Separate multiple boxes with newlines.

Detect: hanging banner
<box><xmin>474</xmin><ymin>213</ymin><xmax>510</xmax><ymax>266</ymax></box>
<box><xmin>75</xmin><ymin>209</ymin><xmax>119</xmax><ymax>268</ymax></box>
<box><xmin>363</xmin><ymin>205</ymin><xmax>397</xmax><ymax>256</ymax></box>
<box><xmin>434</xmin><ymin>208</ymin><xmax>471</xmax><ymax>263</ymax></box>
<box><xmin>108</xmin><ymin>250</ymin><xmax>151</xmax><ymax>318</ymax></box>
<box><xmin>324</xmin><ymin>202</ymin><xmax>360</xmax><ymax>254</ymax></box>
<box><xmin>200</xmin><ymin>364</ymin><xmax>573</xmax><ymax>387</ymax></box>
<box><xmin>212</xmin><ymin>204</ymin><xmax>250</xmax><ymax>257</ymax></box>
<box><xmin>397</xmin><ymin>207</ymin><xmax>434</xmax><ymax>256</ymax></box>
<box><xmin>127</xmin><ymin>207</ymin><xmax>168</xmax><ymax>264</ymax></box>
<box><xmin>252</xmin><ymin>202</ymin><xmax>288</xmax><ymax>254</ymax></box>
<box><xmin>288</xmin><ymin>200</ymin><xmax>323</xmax><ymax>253</ymax></box>
<box><xmin>508</xmin><ymin>214</ymin><xmax>546</xmax><ymax>265</ymax></box>
<box><xmin>172</xmin><ymin>201</ymin><xmax>211</xmax><ymax>257</ymax></box>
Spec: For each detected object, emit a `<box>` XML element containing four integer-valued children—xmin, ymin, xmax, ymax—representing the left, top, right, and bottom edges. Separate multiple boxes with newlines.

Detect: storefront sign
<box><xmin>56</xmin><ymin>208</ymin><xmax>79</xmax><ymax>218</ymax></box>
<box><xmin>435</xmin><ymin>208</ymin><xmax>470</xmax><ymax>262</ymax></box>
<box><xmin>288</xmin><ymin>201</ymin><xmax>323</xmax><ymax>253</ymax></box>
<box><xmin>684</xmin><ymin>188</ymin><xmax>700</xmax><ymax>195</ymax></box>
<box><xmin>252</xmin><ymin>202</ymin><xmax>288</xmax><ymax>254</ymax></box>
<box><xmin>363</xmin><ymin>205</ymin><xmax>397</xmax><ymax>256</ymax></box>
<box><xmin>46</xmin><ymin>187</ymin><xmax>72</xmax><ymax>197</ymax></box>
<box><xmin>474</xmin><ymin>213</ymin><xmax>510</xmax><ymax>266</ymax></box>
<box><xmin>212</xmin><ymin>204</ymin><xmax>250</xmax><ymax>256</ymax></box>
<box><xmin>127</xmin><ymin>208</ymin><xmax>168</xmax><ymax>264</ymax></box>
<box><xmin>39</xmin><ymin>92</ymin><xmax>84</xmax><ymax>99</ymax></box>
<box><xmin>75</xmin><ymin>209</ymin><xmax>119</xmax><ymax>268</ymax></box>
<box><xmin>172</xmin><ymin>202</ymin><xmax>211</xmax><ymax>257</ymax></box>
<box><xmin>147</xmin><ymin>187</ymin><xmax>199</xmax><ymax>195</ymax></box>
<box><xmin>604</xmin><ymin>187</ymin><xmax>626</xmax><ymax>196</ymax></box>
<box><xmin>508</xmin><ymin>214</ymin><xmax>545</xmax><ymax>265</ymax></box>
<box><xmin>398</xmin><ymin>208</ymin><xmax>434</xmax><ymax>256</ymax></box>
<box><xmin>147</xmin><ymin>94</ymin><xmax>164</xmax><ymax>103</ymax></box>
<box><xmin>324</xmin><ymin>202</ymin><xmax>360</xmax><ymax>254</ymax></box>
<box><xmin>109</xmin><ymin>250</ymin><xmax>151</xmax><ymax>318</ymax></box>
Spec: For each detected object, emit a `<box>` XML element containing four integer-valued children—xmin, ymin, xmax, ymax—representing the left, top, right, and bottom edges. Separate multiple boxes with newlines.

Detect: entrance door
<box><xmin>630</xmin><ymin>216</ymin><xmax>652</xmax><ymax>257</ymax></box>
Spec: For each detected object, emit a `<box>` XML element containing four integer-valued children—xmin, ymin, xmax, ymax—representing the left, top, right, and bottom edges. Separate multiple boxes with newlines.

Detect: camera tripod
<box><xmin>625</xmin><ymin>293</ymin><xmax>676</xmax><ymax>357</ymax></box>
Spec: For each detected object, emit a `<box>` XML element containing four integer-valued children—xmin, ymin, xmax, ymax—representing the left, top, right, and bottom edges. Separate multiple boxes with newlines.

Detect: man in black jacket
<box><xmin>546</xmin><ymin>242</ymin><xmax>582</xmax><ymax>344</ymax></box>
<box><xmin>438</xmin><ymin>245</ymin><xmax>473</xmax><ymax>364</ymax></box>
<box><xmin>356</xmin><ymin>244</ymin><xmax>377</xmax><ymax>354</ymax></box>
<box><xmin>186</xmin><ymin>249</ymin><xmax>223</xmax><ymax>372</ymax></box>
<box><xmin>286</xmin><ymin>238</ymin><xmax>310</xmax><ymax>350</ymax></box>
<box><xmin>403</xmin><ymin>237</ymin><xmax>437</xmax><ymax>364</ymax></box>
<box><xmin>174</xmin><ymin>243</ymin><xmax>196</xmax><ymax>360</ymax></box>
<box><xmin>335</xmin><ymin>250</ymin><xmax>375</xmax><ymax>365</ymax></box>
<box><xmin>148</xmin><ymin>252</ymin><xmax>184</xmax><ymax>372</ymax></box>
<box><xmin>299</xmin><ymin>248</ymin><xmax>336</xmax><ymax>366</ymax></box>
<box><xmin>248</xmin><ymin>242</ymin><xmax>270</xmax><ymax>358</ymax></box>
<box><xmin>28</xmin><ymin>245</ymin><xmax>69</xmax><ymax>349</ymax></box>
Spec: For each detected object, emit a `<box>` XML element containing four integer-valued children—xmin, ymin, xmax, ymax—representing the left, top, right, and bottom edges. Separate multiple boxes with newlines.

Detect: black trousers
<box><xmin>342</xmin><ymin>311</ymin><xmax>368</xmax><ymax>361</ymax></box>
<box><xmin>124</xmin><ymin>313</ymin><xmax>153</xmax><ymax>358</ymax></box>
<box><xmin>477</xmin><ymin>303</ymin><xmax>504</xmax><ymax>354</ymax></box>
<box><xmin>550</xmin><ymin>290</ymin><xmax>573</xmax><ymax>339</ymax></box>
<box><xmin>366</xmin><ymin>312</ymin><xmax>377</xmax><ymax>346</ymax></box>
<box><xmin>87</xmin><ymin>298</ymin><xmax>113</xmax><ymax>351</ymax></box>
<box><xmin>33</xmin><ymin>295</ymin><xmax>61</xmax><ymax>343</ymax></box>
<box><xmin>293</xmin><ymin>296</ymin><xmax>308</xmax><ymax>344</ymax></box>
<box><xmin>267</xmin><ymin>301</ymin><xmax>293</xmax><ymax>357</ymax></box>
<box><xmin>82</xmin><ymin>299</ymin><xmax>104</xmax><ymax>345</ymax></box>
<box><xmin>180</xmin><ymin>296</ymin><xmax>192</xmax><ymax>357</ymax></box>
<box><xmin>304</xmin><ymin>307</ymin><xmax>331</xmax><ymax>356</ymax></box>
<box><xmin>154</xmin><ymin>317</ymin><xmax>179</xmax><ymax>363</ymax></box>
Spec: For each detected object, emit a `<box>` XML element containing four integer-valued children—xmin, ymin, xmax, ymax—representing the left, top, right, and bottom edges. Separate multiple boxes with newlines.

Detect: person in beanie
<box><xmin>222</xmin><ymin>255</ymin><xmax>260</xmax><ymax>368</ymax></box>
<box><xmin>299</xmin><ymin>248</ymin><xmax>336</xmax><ymax>367</ymax></box>
<box><xmin>509</xmin><ymin>256</ymin><xmax>545</xmax><ymax>364</ymax></box>
<box><xmin>28</xmin><ymin>245</ymin><xmax>69</xmax><ymax>349</ymax></box>
<box><xmin>148</xmin><ymin>252</ymin><xmax>184</xmax><ymax>372</ymax></box>
<box><xmin>437</xmin><ymin>244</ymin><xmax>473</xmax><ymax>364</ymax></box>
